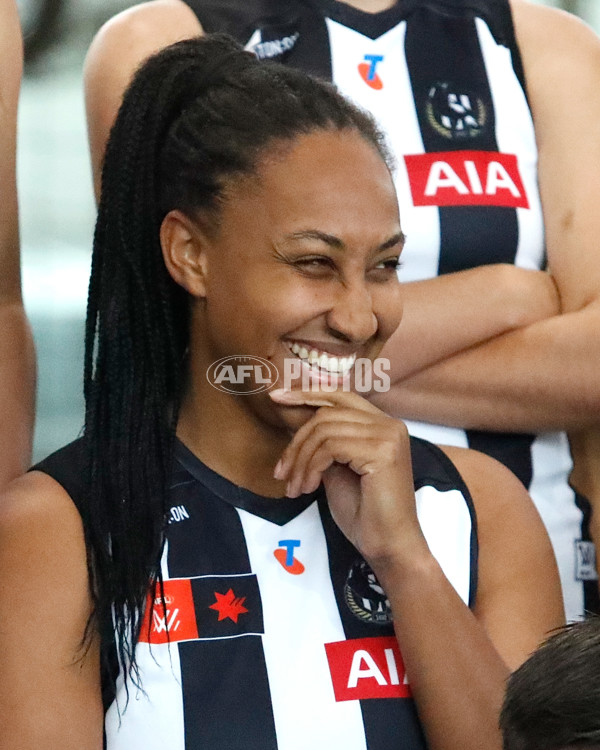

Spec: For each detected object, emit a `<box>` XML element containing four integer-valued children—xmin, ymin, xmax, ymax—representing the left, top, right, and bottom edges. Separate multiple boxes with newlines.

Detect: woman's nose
<box><xmin>326</xmin><ymin>279</ymin><xmax>378</xmax><ymax>343</ymax></box>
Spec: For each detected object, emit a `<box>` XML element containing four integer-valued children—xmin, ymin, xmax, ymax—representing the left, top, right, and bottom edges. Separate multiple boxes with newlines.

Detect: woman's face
<box><xmin>180</xmin><ymin>128</ymin><xmax>403</xmax><ymax>431</ymax></box>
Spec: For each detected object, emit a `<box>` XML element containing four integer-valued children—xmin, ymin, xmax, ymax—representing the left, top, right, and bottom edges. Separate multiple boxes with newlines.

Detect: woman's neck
<box><xmin>177</xmin><ymin>382</ymin><xmax>291</xmax><ymax>498</ymax></box>
<box><xmin>335</xmin><ymin>0</ymin><xmax>398</xmax><ymax>13</ymax></box>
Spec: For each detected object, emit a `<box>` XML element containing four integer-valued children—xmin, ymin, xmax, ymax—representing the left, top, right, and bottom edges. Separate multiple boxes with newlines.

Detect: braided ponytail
<box><xmin>84</xmin><ymin>34</ymin><xmax>390</xmax><ymax>692</ymax></box>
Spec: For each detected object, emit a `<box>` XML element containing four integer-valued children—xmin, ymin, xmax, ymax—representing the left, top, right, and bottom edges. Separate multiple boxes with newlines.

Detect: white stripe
<box><xmin>325</xmin><ymin>17</ymin><xmax>441</xmax><ymax>282</ymax></box>
<box><xmin>105</xmin><ymin>541</ymin><xmax>186</xmax><ymax>750</ymax></box>
<box><xmin>416</xmin><ymin>487</ymin><xmax>473</xmax><ymax>604</ymax></box>
<box><xmin>404</xmin><ymin>420</ymin><xmax>469</xmax><ymax>450</ymax></box>
<box><xmin>238</xmin><ymin>503</ymin><xmax>368</xmax><ymax>750</ymax></box>
<box><xmin>244</xmin><ymin>28</ymin><xmax>262</xmax><ymax>51</ymax></box>
<box><xmin>475</xmin><ymin>18</ymin><xmax>545</xmax><ymax>271</ymax></box>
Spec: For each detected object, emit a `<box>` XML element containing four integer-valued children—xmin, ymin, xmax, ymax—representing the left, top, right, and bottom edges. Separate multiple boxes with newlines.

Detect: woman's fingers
<box><xmin>285</xmin><ymin>420</ymin><xmax>379</xmax><ymax>497</ymax></box>
<box><xmin>270</xmin><ymin>388</ymin><xmax>386</xmax><ymax>485</ymax></box>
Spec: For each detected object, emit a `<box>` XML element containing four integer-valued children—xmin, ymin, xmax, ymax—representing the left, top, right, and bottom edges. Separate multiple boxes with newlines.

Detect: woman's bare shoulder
<box><xmin>510</xmin><ymin>0</ymin><xmax>600</xmax><ymax>74</ymax></box>
<box><xmin>0</xmin><ymin>469</ymin><xmax>83</xmax><ymax>534</ymax></box>
<box><xmin>0</xmin><ymin>472</ymin><xmax>103</xmax><ymax>748</ymax></box>
<box><xmin>0</xmin><ymin>469</ymin><xmax>90</xmax><ymax>602</ymax></box>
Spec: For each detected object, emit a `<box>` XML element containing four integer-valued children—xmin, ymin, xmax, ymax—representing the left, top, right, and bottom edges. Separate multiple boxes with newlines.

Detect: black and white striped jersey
<box><xmin>35</xmin><ymin>436</ymin><xmax>477</xmax><ymax>750</ymax></box>
<box><xmin>184</xmin><ymin>0</ymin><xmax>599</xmax><ymax>620</ymax></box>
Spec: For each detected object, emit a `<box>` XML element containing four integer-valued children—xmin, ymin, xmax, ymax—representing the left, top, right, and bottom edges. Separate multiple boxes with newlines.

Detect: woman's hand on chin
<box><xmin>269</xmin><ymin>388</ymin><xmax>428</xmax><ymax>568</ymax></box>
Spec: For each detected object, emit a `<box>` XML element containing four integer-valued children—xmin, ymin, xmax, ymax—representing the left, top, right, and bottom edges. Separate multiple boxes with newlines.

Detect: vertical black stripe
<box><xmin>167</xmin><ymin>487</ymin><xmax>278</xmax><ymax>749</ymax></box>
<box><xmin>318</xmin><ymin>497</ymin><xmax>428</xmax><ymax>750</ymax></box>
<box><xmin>177</xmin><ymin>638</ymin><xmax>277</xmax><ymax>750</ymax></box>
<box><xmin>279</xmin><ymin>5</ymin><xmax>332</xmax><ymax>79</ymax></box>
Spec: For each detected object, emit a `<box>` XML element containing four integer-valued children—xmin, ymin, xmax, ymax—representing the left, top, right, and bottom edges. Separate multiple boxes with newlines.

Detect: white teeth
<box><xmin>288</xmin><ymin>342</ymin><xmax>357</xmax><ymax>375</ymax></box>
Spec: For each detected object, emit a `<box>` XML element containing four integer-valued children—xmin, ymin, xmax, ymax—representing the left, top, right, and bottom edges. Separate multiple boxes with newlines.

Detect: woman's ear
<box><xmin>160</xmin><ymin>209</ymin><xmax>210</xmax><ymax>297</ymax></box>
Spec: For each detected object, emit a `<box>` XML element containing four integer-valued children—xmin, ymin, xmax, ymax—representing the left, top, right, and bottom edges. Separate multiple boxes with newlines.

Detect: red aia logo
<box><xmin>325</xmin><ymin>636</ymin><xmax>411</xmax><ymax>701</ymax></box>
<box><xmin>404</xmin><ymin>150</ymin><xmax>529</xmax><ymax>208</ymax></box>
<box><xmin>358</xmin><ymin>54</ymin><xmax>384</xmax><ymax>90</ymax></box>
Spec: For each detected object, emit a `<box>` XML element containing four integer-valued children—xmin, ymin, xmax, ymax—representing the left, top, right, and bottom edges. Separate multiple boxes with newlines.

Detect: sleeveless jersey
<box><xmin>184</xmin><ymin>0</ymin><xmax>599</xmax><ymax>620</ymax></box>
<box><xmin>35</xmin><ymin>436</ymin><xmax>477</xmax><ymax>750</ymax></box>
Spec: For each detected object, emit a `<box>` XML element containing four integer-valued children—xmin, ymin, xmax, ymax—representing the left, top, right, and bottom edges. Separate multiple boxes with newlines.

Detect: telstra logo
<box><xmin>274</xmin><ymin>539</ymin><xmax>305</xmax><ymax>575</ymax></box>
<box><xmin>358</xmin><ymin>54</ymin><xmax>384</xmax><ymax>90</ymax></box>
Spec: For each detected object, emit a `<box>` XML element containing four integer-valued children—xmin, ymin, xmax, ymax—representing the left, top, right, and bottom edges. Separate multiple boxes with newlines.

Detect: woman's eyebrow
<box><xmin>378</xmin><ymin>231</ymin><xmax>406</xmax><ymax>252</ymax></box>
<box><xmin>284</xmin><ymin>229</ymin><xmax>406</xmax><ymax>251</ymax></box>
<box><xmin>284</xmin><ymin>229</ymin><xmax>344</xmax><ymax>249</ymax></box>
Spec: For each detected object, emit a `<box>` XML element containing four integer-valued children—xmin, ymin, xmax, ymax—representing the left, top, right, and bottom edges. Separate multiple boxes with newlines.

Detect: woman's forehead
<box><xmin>213</xmin><ymin>130</ymin><xmax>400</xmax><ymax>253</ymax></box>
<box><xmin>231</xmin><ymin>129</ymin><xmax>396</xmax><ymax>215</ymax></box>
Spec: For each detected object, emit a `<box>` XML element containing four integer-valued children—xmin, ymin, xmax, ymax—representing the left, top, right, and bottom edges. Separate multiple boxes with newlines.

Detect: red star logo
<box><xmin>209</xmin><ymin>588</ymin><xmax>249</xmax><ymax>623</ymax></box>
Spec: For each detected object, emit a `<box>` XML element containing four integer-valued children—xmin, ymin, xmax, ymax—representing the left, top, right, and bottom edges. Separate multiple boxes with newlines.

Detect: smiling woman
<box><xmin>0</xmin><ymin>34</ymin><xmax>563</xmax><ymax>750</ymax></box>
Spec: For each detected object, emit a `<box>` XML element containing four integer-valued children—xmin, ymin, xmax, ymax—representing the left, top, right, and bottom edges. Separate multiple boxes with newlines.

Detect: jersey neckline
<box><xmin>308</xmin><ymin>0</ymin><xmax>414</xmax><ymax>38</ymax></box>
<box><xmin>174</xmin><ymin>438</ymin><xmax>322</xmax><ymax>526</ymax></box>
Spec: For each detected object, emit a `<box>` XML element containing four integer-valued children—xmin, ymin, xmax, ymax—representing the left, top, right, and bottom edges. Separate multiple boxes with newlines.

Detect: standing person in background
<box><xmin>83</xmin><ymin>0</ymin><xmax>600</xmax><ymax>621</ymax></box>
<box><xmin>0</xmin><ymin>0</ymin><xmax>35</xmax><ymax>488</ymax></box>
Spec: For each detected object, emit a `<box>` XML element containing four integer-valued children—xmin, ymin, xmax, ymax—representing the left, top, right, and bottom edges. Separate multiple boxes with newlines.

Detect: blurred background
<box><xmin>18</xmin><ymin>0</ymin><xmax>600</xmax><ymax>462</ymax></box>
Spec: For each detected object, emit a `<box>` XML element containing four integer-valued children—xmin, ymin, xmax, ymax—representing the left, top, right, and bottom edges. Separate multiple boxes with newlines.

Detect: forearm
<box><xmin>372</xmin><ymin>551</ymin><xmax>507</xmax><ymax>750</ymax></box>
<box><xmin>386</xmin><ymin>264</ymin><xmax>559</xmax><ymax>381</ymax></box>
<box><xmin>373</xmin><ymin>302</ymin><xmax>600</xmax><ymax>432</ymax></box>
<box><xmin>0</xmin><ymin>303</ymin><xmax>35</xmax><ymax>487</ymax></box>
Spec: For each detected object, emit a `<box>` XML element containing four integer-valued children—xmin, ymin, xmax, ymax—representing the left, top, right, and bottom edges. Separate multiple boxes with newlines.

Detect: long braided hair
<box><xmin>84</xmin><ymin>34</ymin><xmax>390</xmax><ymax>688</ymax></box>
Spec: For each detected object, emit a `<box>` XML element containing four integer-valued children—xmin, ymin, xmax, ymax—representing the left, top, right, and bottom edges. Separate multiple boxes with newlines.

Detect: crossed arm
<box><xmin>372</xmin><ymin>1</ymin><xmax>600</xmax><ymax>434</ymax></box>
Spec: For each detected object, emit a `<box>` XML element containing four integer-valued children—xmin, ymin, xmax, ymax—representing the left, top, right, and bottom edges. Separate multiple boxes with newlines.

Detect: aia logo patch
<box><xmin>325</xmin><ymin>636</ymin><xmax>411</xmax><ymax>701</ymax></box>
<box><xmin>358</xmin><ymin>54</ymin><xmax>384</xmax><ymax>90</ymax></box>
<box><xmin>404</xmin><ymin>150</ymin><xmax>529</xmax><ymax>208</ymax></box>
<box><xmin>274</xmin><ymin>539</ymin><xmax>305</xmax><ymax>575</ymax></box>
<box><xmin>139</xmin><ymin>575</ymin><xmax>264</xmax><ymax>644</ymax></box>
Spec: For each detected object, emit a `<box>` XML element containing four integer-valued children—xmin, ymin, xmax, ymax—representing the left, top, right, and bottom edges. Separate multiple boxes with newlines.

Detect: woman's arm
<box><xmin>384</xmin><ymin>264</ymin><xmax>559</xmax><ymax>380</ymax></box>
<box><xmin>0</xmin><ymin>473</ymin><xmax>103</xmax><ymax>749</ymax></box>
<box><xmin>0</xmin><ymin>0</ymin><xmax>35</xmax><ymax>487</ymax></box>
<box><xmin>373</xmin><ymin>2</ymin><xmax>600</xmax><ymax>432</ymax></box>
<box><xmin>85</xmin><ymin>0</ymin><xmax>203</xmax><ymax>199</ymax></box>
<box><xmin>270</xmin><ymin>388</ymin><xmax>563</xmax><ymax>750</ymax></box>
<box><xmin>378</xmin><ymin>445</ymin><xmax>563</xmax><ymax>750</ymax></box>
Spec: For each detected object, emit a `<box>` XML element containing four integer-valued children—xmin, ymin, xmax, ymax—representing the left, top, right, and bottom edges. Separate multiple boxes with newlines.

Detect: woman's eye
<box><xmin>294</xmin><ymin>256</ymin><xmax>336</xmax><ymax>272</ymax></box>
<box><xmin>374</xmin><ymin>257</ymin><xmax>402</xmax><ymax>272</ymax></box>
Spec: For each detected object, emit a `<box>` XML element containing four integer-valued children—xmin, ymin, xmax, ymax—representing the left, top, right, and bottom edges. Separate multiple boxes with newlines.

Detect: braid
<box><xmin>84</xmin><ymin>34</ymin><xmax>390</xmax><ymax>691</ymax></box>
